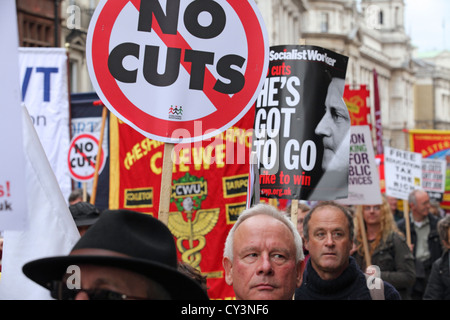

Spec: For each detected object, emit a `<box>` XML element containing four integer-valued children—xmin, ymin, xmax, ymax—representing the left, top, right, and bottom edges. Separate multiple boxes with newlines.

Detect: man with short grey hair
<box><xmin>398</xmin><ymin>189</ymin><xmax>443</xmax><ymax>299</ymax></box>
<box><xmin>223</xmin><ymin>203</ymin><xmax>305</xmax><ymax>300</ymax></box>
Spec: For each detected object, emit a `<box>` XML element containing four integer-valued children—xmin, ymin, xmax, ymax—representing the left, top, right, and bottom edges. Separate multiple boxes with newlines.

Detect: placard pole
<box><xmin>158</xmin><ymin>143</ymin><xmax>175</xmax><ymax>226</ymax></box>
<box><xmin>82</xmin><ymin>182</ymin><xmax>87</xmax><ymax>202</ymax></box>
<box><xmin>290</xmin><ymin>199</ymin><xmax>298</xmax><ymax>227</ymax></box>
<box><xmin>403</xmin><ymin>201</ymin><xmax>411</xmax><ymax>247</ymax></box>
<box><xmin>357</xmin><ymin>208</ymin><xmax>372</xmax><ymax>268</ymax></box>
<box><xmin>90</xmin><ymin>105</ymin><xmax>107</xmax><ymax>205</ymax></box>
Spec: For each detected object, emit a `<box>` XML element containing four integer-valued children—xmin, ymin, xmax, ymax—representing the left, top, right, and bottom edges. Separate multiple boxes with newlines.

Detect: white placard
<box><xmin>384</xmin><ymin>146</ymin><xmax>422</xmax><ymax>200</ymax></box>
<box><xmin>336</xmin><ymin>126</ymin><xmax>382</xmax><ymax>205</ymax></box>
<box><xmin>422</xmin><ymin>158</ymin><xmax>447</xmax><ymax>198</ymax></box>
<box><xmin>0</xmin><ymin>0</ymin><xmax>27</xmax><ymax>230</ymax></box>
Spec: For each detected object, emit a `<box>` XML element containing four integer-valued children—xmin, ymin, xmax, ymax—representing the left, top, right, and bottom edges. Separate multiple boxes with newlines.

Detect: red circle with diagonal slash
<box><xmin>68</xmin><ymin>133</ymin><xmax>105</xmax><ymax>182</ymax></box>
<box><xmin>87</xmin><ymin>0</ymin><xmax>268</xmax><ymax>143</ymax></box>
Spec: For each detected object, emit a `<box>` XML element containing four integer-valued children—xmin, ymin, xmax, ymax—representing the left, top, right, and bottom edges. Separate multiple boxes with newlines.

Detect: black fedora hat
<box><xmin>23</xmin><ymin>209</ymin><xmax>208</xmax><ymax>300</ymax></box>
<box><xmin>69</xmin><ymin>202</ymin><xmax>100</xmax><ymax>227</ymax></box>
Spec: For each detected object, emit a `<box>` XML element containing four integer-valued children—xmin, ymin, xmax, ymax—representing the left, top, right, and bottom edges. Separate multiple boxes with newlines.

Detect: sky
<box><xmin>404</xmin><ymin>0</ymin><xmax>450</xmax><ymax>52</ymax></box>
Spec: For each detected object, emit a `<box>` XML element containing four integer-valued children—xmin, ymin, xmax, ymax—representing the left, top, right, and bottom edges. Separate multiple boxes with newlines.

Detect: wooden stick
<box><xmin>90</xmin><ymin>106</ymin><xmax>107</xmax><ymax>205</ymax></box>
<box><xmin>357</xmin><ymin>208</ymin><xmax>372</xmax><ymax>268</ymax></box>
<box><xmin>82</xmin><ymin>182</ymin><xmax>87</xmax><ymax>202</ymax></box>
<box><xmin>403</xmin><ymin>201</ymin><xmax>411</xmax><ymax>247</ymax></box>
<box><xmin>290</xmin><ymin>199</ymin><xmax>298</xmax><ymax>226</ymax></box>
<box><xmin>269</xmin><ymin>198</ymin><xmax>277</xmax><ymax>208</ymax></box>
<box><xmin>158</xmin><ymin>143</ymin><xmax>175</xmax><ymax>226</ymax></box>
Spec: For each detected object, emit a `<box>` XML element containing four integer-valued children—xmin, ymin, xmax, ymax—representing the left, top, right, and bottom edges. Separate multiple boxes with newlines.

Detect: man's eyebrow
<box><xmin>239</xmin><ymin>245</ymin><xmax>257</xmax><ymax>252</ymax></box>
<box><xmin>312</xmin><ymin>226</ymin><xmax>346</xmax><ymax>233</ymax></box>
<box><xmin>239</xmin><ymin>245</ymin><xmax>292</xmax><ymax>257</ymax></box>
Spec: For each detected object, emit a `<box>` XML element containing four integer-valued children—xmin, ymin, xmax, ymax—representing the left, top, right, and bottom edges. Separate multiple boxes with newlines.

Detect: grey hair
<box><xmin>223</xmin><ymin>203</ymin><xmax>304</xmax><ymax>263</ymax></box>
<box><xmin>437</xmin><ymin>215</ymin><xmax>450</xmax><ymax>248</ymax></box>
<box><xmin>408</xmin><ymin>189</ymin><xmax>427</xmax><ymax>206</ymax></box>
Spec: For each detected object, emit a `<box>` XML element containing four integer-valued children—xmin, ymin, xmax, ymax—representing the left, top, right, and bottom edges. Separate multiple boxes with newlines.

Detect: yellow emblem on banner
<box><xmin>168</xmin><ymin>208</ymin><xmax>219</xmax><ymax>269</ymax></box>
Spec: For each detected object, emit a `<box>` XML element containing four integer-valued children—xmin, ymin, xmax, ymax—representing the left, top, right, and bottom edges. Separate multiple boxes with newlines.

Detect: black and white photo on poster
<box><xmin>252</xmin><ymin>45</ymin><xmax>349</xmax><ymax>200</ymax></box>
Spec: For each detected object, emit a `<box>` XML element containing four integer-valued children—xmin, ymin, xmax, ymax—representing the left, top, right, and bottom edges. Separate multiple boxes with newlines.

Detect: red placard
<box><xmin>344</xmin><ymin>84</ymin><xmax>371</xmax><ymax>127</ymax></box>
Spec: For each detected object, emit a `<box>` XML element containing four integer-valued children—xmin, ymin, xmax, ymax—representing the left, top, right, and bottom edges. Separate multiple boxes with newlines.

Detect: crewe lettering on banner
<box><xmin>108</xmin><ymin>0</ymin><xmax>246</xmax><ymax>94</ymax></box>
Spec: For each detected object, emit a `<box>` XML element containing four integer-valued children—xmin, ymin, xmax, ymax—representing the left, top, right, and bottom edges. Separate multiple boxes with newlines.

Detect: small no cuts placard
<box><xmin>68</xmin><ymin>133</ymin><xmax>105</xmax><ymax>182</ymax></box>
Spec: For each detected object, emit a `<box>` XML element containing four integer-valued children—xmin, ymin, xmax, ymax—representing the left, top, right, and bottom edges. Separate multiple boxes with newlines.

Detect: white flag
<box><xmin>19</xmin><ymin>47</ymin><xmax>71</xmax><ymax>204</ymax></box>
<box><xmin>0</xmin><ymin>106</ymin><xmax>80</xmax><ymax>300</ymax></box>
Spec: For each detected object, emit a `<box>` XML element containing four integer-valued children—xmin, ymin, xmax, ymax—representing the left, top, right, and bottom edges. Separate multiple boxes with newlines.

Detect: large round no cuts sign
<box><xmin>87</xmin><ymin>0</ymin><xmax>269</xmax><ymax>143</ymax></box>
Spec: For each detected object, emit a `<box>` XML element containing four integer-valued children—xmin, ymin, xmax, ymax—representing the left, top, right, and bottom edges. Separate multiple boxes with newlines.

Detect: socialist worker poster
<box><xmin>252</xmin><ymin>45</ymin><xmax>349</xmax><ymax>201</ymax></box>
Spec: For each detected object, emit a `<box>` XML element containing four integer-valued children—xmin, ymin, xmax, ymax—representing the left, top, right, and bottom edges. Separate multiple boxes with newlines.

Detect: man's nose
<box><xmin>257</xmin><ymin>254</ymin><xmax>274</xmax><ymax>276</ymax></box>
<box><xmin>75</xmin><ymin>291</ymin><xmax>89</xmax><ymax>300</ymax></box>
<box><xmin>324</xmin><ymin>233</ymin><xmax>335</xmax><ymax>246</ymax></box>
<box><xmin>315</xmin><ymin>115</ymin><xmax>331</xmax><ymax>137</ymax></box>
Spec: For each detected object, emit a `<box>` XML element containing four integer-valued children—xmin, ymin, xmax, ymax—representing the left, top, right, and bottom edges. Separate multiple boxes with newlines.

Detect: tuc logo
<box><xmin>169</xmin><ymin>105</ymin><xmax>183</xmax><ymax>120</ymax></box>
<box><xmin>87</xmin><ymin>0</ymin><xmax>269</xmax><ymax>143</ymax></box>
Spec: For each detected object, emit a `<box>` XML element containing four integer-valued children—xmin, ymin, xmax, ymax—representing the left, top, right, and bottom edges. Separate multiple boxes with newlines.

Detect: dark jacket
<box><xmin>397</xmin><ymin>213</ymin><xmax>443</xmax><ymax>266</ymax></box>
<box><xmin>295</xmin><ymin>257</ymin><xmax>401</xmax><ymax>300</ymax></box>
<box><xmin>353</xmin><ymin>231</ymin><xmax>416</xmax><ymax>299</ymax></box>
<box><xmin>423</xmin><ymin>250</ymin><xmax>450</xmax><ymax>300</ymax></box>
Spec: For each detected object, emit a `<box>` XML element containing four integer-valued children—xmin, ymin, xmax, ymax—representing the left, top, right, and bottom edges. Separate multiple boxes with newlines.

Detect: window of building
<box><xmin>321</xmin><ymin>12</ymin><xmax>329</xmax><ymax>33</ymax></box>
<box><xmin>69</xmin><ymin>60</ymin><xmax>78</xmax><ymax>93</ymax></box>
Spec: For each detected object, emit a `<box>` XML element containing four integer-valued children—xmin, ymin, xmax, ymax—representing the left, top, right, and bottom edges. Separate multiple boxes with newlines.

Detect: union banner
<box><xmin>409</xmin><ymin>129</ymin><xmax>450</xmax><ymax>210</ymax></box>
<box><xmin>108</xmin><ymin>108</ymin><xmax>255</xmax><ymax>299</ymax></box>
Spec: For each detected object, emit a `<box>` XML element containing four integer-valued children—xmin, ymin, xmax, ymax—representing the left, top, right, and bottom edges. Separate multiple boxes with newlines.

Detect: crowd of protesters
<box><xmin>1</xmin><ymin>187</ymin><xmax>449</xmax><ymax>300</ymax></box>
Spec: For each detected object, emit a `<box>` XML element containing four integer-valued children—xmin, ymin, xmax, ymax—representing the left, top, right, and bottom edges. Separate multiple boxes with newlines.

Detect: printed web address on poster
<box><xmin>261</xmin><ymin>188</ymin><xmax>292</xmax><ymax>196</ymax></box>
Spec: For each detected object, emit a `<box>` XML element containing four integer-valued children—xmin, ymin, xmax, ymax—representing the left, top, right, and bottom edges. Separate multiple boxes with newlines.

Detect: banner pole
<box><xmin>357</xmin><ymin>208</ymin><xmax>372</xmax><ymax>268</ymax></box>
<box><xmin>158</xmin><ymin>143</ymin><xmax>175</xmax><ymax>226</ymax></box>
<box><xmin>82</xmin><ymin>182</ymin><xmax>87</xmax><ymax>202</ymax></box>
<box><xmin>90</xmin><ymin>104</ymin><xmax>107</xmax><ymax>205</ymax></box>
<box><xmin>403</xmin><ymin>201</ymin><xmax>411</xmax><ymax>248</ymax></box>
<box><xmin>290</xmin><ymin>199</ymin><xmax>298</xmax><ymax>227</ymax></box>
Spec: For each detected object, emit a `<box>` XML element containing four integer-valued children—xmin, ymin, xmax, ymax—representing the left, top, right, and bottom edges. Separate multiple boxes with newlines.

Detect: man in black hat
<box><xmin>69</xmin><ymin>202</ymin><xmax>101</xmax><ymax>236</ymax></box>
<box><xmin>23</xmin><ymin>209</ymin><xmax>209</xmax><ymax>300</ymax></box>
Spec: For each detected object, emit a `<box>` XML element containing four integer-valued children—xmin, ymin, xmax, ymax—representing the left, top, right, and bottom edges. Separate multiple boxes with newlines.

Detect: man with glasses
<box><xmin>22</xmin><ymin>210</ymin><xmax>209</xmax><ymax>300</ymax></box>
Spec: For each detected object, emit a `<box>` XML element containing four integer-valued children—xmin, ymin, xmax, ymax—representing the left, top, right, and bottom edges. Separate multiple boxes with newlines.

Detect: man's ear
<box><xmin>222</xmin><ymin>257</ymin><xmax>233</xmax><ymax>286</ymax></box>
<box><xmin>296</xmin><ymin>260</ymin><xmax>306</xmax><ymax>288</ymax></box>
<box><xmin>303</xmin><ymin>237</ymin><xmax>309</xmax><ymax>252</ymax></box>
